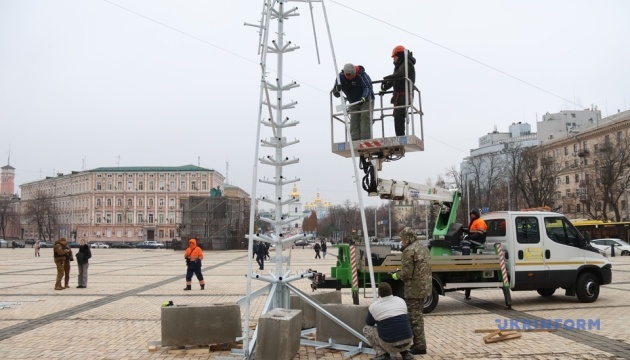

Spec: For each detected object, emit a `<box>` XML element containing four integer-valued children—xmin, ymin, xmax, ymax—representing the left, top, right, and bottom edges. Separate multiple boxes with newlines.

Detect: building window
<box><xmin>169</xmin><ymin>212</ymin><xmax>175</xmax><ymax>223</ymax></box>
<box><xmin>127</xmin><ymin>180</ymin><xmax>133</xmax><ymax>191</ymax></box>
<box><xmin>169</xmin><ymin>198</ymin><xmax>175</xmax><ymax>207</ymax></box>
<box><xmin>565</xmin><ymin>176</ymin><xmax>570</xmax><ymax>184</ymax></box>
<box><xmin>107</xmin><ymin>180</ymin><xmax>112</xmax><ymax>190</ymax></box>
<box><xmin>159</xmin><ymin>229</ymin><xmax>164</xmax><ymax>238</ymax></box>
<box><xmin>573</xmin><ymin>144</ymin><xmax>578</xmax><ymax>152</ymax></box>
<box><xmin>148</xmin><ymin>198</ymin><xmax>154</xmax><ymax>207</ymax></box>
<box><xmin>127</xmin><ymin>212</ymin><xmax>133</xmax><ymax>224</ymax></box>
<box><xmin>137</xmin><ymin>213</ymin><xmax>144</xmax><ymax>224</ymax></box>
<box><xmin>117</xmin><ymin>198</ymin><xmax>122</xmax><ymax>207</ymax></box>
<box><xmin>96</xmin><ymin>214</ymin><xmax>102</xmax><ymax>224</ymax></box>
<box><xmin>180</xmin><ymin>180</ymin><xmax>186</xmax><ymax>191</ymax></box>
<box><xmin>107</xmin><ymin>198</ymin><xmax>112</xmax><ymax>207</ymax></box>
<box><xmin>169</xmin><ymin>229</ymin><xmax>175</xmax><ymax>238</ymax></box>
<box><xmin>576</xmin><ymin>204</ymin><xmax>581</xmax><ymax>212</ymax></box>
<box><xmin>202</xmin><ymin>181</ymin><xmax>207</xmax><ymax>190</ymax></box>
<box><xmin>169</xmin><ymin>181</ymin><xmax>175</xmax><ymax>191</ymax></box>
<box><xmin>138</xmin><ymin>181</ymin><xmax>144</xmax><ymax>191</ymax></box>
<box><xmin>594</xmin><ymin>144</ymin><xmax>599</xmax><ymax>153</ymax></box>
<box><xmin>191</xmin><ymin>181</ymin><xmax>197</xmax><ymax>190</ymax></box>
<box><xmin>127</xmin><ymin>198</ymin><xmax>133</xmax><ymax>207</ymax></box>
<box><xmin>116</xmin><ymin>181</ymin><xmax>122</xmax><ymax>190</ymax></box>
<box><xmin>617</xmin><ymin>131</ymin><xmax>623</xmax><ymax>143</ymax></box>
<box><xmin>148</xmin><ymin>213</ymin><xmax>154</xmax><ymax>223</ymax></box>
<box><xmin>564</xmin><ymin>147</ymin><xmax>568</xmax><ymax>156</ymax></box>
<box><xmin>116</xmin><ymin>213</ymin><xmax>122</xmax><ymax>224</ymax></box>
<box><xmin>106</xmin><ymin>213</ymin><xmax>112</xmax><ymax>224</ymax></box>
<box><xmin>148</xmin><ymin>181</ymin><xmax>154</xmax><ymax>191</ymax></box>
<box><xmin>96</xmin><ymin>199</ymin><xmax>102</xmax><ymax>207</ymax></box>
<box><xmin>96</xmin><ymin>181</ymin><xmax>102</xmax><ymax>190</ymax></box>
<box><xmin>574</xmin><ymin>174</ymin><xmax>579</xmax><ymax>182</ymax></box>
<box><xmin>159</xmin><ymin>180</ymin><xmax>165</xmax><ymax>191</ymax></box>
<box><xmin>158</xmin><ymin>198</ymin><xmax>164</xmax><ymax>207</ymax></box>
<box><xmin>158</xmin><ymin>213</ymin><xmax>164</xmax><ymax>224</ymax></box>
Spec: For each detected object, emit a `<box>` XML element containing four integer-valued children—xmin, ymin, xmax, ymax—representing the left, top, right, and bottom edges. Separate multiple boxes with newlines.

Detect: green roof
<box><xmin>91</xmin><ymin>165</ymin><xmax>215</xmax><ymax>173</ymax></box>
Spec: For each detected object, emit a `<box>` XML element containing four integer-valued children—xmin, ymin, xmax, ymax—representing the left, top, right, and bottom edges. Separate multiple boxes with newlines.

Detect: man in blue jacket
<box><xmin>363</xmin><ymin>282</ymin><xmax>414</xmax><ymax>360</ymax></box>
<box><xmin>332</xmin><ymin>63</ymin><xmax>375</xmax><ymax>140</ymax></box>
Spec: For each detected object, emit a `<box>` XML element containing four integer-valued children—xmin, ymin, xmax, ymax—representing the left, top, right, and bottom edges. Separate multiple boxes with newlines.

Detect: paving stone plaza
<box><xmin>1</xmin><ymin>246</ymin><xmax>629</xmax><ymax>359</ymax></box>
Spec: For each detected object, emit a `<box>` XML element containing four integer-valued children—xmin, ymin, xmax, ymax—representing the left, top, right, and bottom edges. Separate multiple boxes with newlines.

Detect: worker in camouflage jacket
<box><xmin>392</xmin><ymin>227</ymin><xmax>431</xmax><ymax>355</ymax></box>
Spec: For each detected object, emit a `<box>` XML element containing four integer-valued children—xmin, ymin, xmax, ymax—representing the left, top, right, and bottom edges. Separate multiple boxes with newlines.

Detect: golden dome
<box><xmin>290</xmin><ymin>184</ymin><xmax>300</xmax><ymax>199</ymax></box>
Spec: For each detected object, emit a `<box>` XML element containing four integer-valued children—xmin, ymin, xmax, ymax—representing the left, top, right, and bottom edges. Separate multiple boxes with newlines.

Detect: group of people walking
<box><xmin>52</xmin><ymin>238</ymin><xmax>91</xmax><ymax>290</ymax></box>
<box><xmin>333</xmin><ymin>45</ymin><xmax>416</xmax><ymax>140</ymax></box>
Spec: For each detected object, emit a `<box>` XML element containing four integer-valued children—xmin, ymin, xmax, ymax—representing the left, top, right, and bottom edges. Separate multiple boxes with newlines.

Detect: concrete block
<box><xmin>290</xmin><ymin>291</ymin><xmax>342</xmax><ymax>329</ymax></box>
<box><xmin>256</xmin><ymin>308</ymin><xmax>302</xmax><ymax>360</ymax></box>
<box><xmin>161</xmin><ymin>303</ymin><xmax>241</xmax><ymax>347</ymax></box>
<box><xmin>316</xmin><ymin>304</ymin><xmax>369</xmax><ymax>345</ymax></box>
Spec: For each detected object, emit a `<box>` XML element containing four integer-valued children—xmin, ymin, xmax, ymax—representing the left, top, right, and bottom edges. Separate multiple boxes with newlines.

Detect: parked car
<box><xmin>0</xmin><ymin>239</ymin><xmax>7</xmax><ymax>248</ymax></box>
<box><xmin>91</xmin><ymin>242</ymin><xmax>110</xmax><ymax>249</ymax></box>
<box><xmin>12</xmin><ymin>241</ymin><xmax>25</xmax><ymax>248</ymax></box>
<box><xmin>136</xmin><ymin>241</ymin><xmax>164</xmax><ymax>249</ymax></box>
<box><xmin>294</xmin><ymin>239</ymin><xmax>310</xmax><ymax>247</ymax></box>
<box><xmin>39</xmin><ymin>241</ymin><xmax>55</xmax><ymax>248</ymax></box>
<box><xmin>111</xmin><ymin>242</ymin><xmax>134</xmax><ymax>249</ymax></box>
<box><xmin>68</xmin><ymin>242</ymin><xmax>81</xmax><ymax>248</ymax></box>
<box><xmin>25</xmin><ymin>239</ymin><xmax>36</xmax><ymax>245</ymax></box>
<box><xmin>590</xmin><ymin>238</ymin><xmax>630</xmax><ymax>256</ymax></box>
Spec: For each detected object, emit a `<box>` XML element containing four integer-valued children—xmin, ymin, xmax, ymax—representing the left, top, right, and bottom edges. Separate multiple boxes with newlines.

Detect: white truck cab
<box><xmin>480</xmin><ymin>211</ymin><xmax>612</xmax><ymax>302</ymax></box>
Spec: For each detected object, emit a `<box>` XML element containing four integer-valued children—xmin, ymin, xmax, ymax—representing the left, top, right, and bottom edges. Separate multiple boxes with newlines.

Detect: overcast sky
<box><xmin>1</xmin><ymin>0</ymin><xmax>629</xmax><ymax>208</ymax></box>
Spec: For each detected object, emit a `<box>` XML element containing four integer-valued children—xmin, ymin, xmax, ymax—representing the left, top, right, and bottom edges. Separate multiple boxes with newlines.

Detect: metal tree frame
<box><xmin>236</xmin><ymin>0</ymin><xmax>378</xmax><ymax>358</ymax></box>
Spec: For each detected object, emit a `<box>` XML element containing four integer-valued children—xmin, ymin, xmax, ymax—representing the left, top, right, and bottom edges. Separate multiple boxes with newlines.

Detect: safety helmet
<box><xmin>391</xmin><ymin>45</ymin><xmax>405</xmax><ymax>58</ymax></box>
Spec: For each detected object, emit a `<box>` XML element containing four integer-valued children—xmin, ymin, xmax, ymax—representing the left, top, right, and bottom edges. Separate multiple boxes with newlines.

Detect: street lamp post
<box><xmin>503</xmin><ymin>143</ymin><xmax>511</xmax><ymax>211</ymax></box>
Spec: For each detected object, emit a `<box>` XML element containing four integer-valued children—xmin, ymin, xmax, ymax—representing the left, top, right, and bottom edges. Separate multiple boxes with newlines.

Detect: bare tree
<box><xmin>24</xmin><ymin>190</ymin><xmax>58</xmax><ymax>240</ymax></box>
<box><xmin>593</xmin><ymin>131</ymin><xmax>630</xmax><ymax>221</ymax></box>
<box><xmin>513</xmin><ymin>147</ymin><xmax>560</xmax><ymax>209</ymax></box>
<box><xmin>0</xmin><ymin>198</ymin><xmax>18</xmax><ymax>240</ymax></box>
<box><xmin>463</xmin><ymin>153</ymin><xmax>504</xmax><ymax>212</ymax></box>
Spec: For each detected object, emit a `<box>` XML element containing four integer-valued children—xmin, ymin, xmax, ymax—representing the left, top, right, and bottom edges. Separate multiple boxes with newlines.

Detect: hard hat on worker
<box><xmin>391</xmin><ymin>45</ymin><xmax>406</xmax><ymax>58</ymax></box>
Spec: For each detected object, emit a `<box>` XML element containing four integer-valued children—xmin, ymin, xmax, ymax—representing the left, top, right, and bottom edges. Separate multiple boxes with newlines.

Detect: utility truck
<box><xmin>311</xmin><ymin>179</ymin><xmax>612</xmax><ymax>313</ymax></box>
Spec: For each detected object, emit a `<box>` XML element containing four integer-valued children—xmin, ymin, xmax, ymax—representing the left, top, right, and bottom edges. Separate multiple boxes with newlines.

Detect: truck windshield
<box><xmin>544</xmin><ymin>216</ymin><xmax>585</xmax><ymax>247</ymax></box>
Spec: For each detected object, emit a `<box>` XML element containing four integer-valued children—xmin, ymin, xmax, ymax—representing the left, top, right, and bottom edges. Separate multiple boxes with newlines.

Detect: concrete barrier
<box><xmin>290</xmin><ymin>291</ymin><xmax>342</xmax><ymax>329</ymax></box>
<box><xmin>316</xmin><ymin>304</ymin><xmax>369</xmax><ymax>345</ymax></box>
<box><xmin>161</xmin><ymin>303</ymin><xmax>241</xmax><ymax>347</ymax></box>
<box><xmin>256</xmin><ymin>308</ymin><xmax>302</xmax><ymax>360</ymax></box>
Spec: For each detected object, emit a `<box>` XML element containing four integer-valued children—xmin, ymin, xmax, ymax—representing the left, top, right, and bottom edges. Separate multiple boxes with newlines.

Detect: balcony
<box><xmin>577</xmin><ymin>149</ymin><xmax>590</xmax><ymax>157</ymax></box>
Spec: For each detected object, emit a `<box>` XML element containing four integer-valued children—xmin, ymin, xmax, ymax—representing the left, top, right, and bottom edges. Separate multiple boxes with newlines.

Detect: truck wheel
<box><xmin>536</xmin><ymin>288</ymin><xmax>556</xmax><ymax>297</ymax></box>
<box><xmin>422</xmin><ymin>284</ymin><xmax>439</xmax><ymax>314</ymax></box>
<box><xmin>575</xmin><ymin>273</ymin><xmax>600</xmax><ymax>303</ymax></box>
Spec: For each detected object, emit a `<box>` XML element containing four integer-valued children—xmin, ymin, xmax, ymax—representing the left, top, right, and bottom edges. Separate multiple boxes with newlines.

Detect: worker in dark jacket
<box><xmin>332</xmin><ymin>63</ymin><xmax>375</xmax><ymax>140</ymax></box>
<box><xmin>380</xmin><ymin>45</ymin><xmax>416</xmax><ymax>136</ymax></box>
<box><xmin>76</xmin><ymin>239</ymin><xmax>92</xmax><ymax>288</ymax></box>
<box><xmin>255</xmin><ymin>241</ymin><xmax>267</xmax><ymax>270</ymax></box>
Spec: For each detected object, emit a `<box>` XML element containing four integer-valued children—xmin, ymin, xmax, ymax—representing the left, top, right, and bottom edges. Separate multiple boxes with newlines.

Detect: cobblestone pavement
<box><xmin>1</xmin><ymin>246</ymin><xmax>629</xmax><ymax>359</ymax></box>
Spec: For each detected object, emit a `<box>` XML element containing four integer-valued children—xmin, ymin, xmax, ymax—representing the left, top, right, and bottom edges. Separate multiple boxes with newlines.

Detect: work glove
<box><xmin>360</xmin><ymin>97</ymin><xmax>366</xmax><ymax>104</ymax></box>
<box><xmin>332</xmin><ymin>90</ymin><xmax>341</xmax><ymax>98</ymax></box>
<box><xmin>391</xmin><ymin>271</ymin><xmax>399</xmax><ymax>281</ymax></box>
<box><xmin>379</xmin><ymin>89</ymin><xmax>386</xmax><ymax>96</ymax></box>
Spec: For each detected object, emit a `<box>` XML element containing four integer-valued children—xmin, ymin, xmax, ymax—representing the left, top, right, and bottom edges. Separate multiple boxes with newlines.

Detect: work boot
<box><xmin>183</xmin><ymin>285</ymin><xmax>191</xmax><ymax>291</ymax></box>
<box><xmin>409</xmin><ymin>347</ymin><xmax>427</xmax><ymax>355</ymax></box>
<box><xmin>200</xmin><ymin>284</ymin><xmax>205</xmax><ymax>290</ymax></box>
<box><xmin>401</xmin><ymin>350</ymin><xmax>414</xmax><ymax>360</ymax></box>
<box><xmin>54</xmin><ymin>286</ymin><xmax>63</xmax><ymax>290</ymax></box>
<box><xmin>371</xmin><ymin>354</ymin><xmax>391</xmax><ymax>360</ymax></box>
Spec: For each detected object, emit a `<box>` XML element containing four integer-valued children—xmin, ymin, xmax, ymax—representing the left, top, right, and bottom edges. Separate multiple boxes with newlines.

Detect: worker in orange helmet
<box><xmin>183</xmin><ymin>238</ymin><xmax>205</xmax><ymax>290</ymax></box>
<box><xmin>380</xmin><ymin>45</ymin><xmax>416</xmax><ymax>136</ymax></box>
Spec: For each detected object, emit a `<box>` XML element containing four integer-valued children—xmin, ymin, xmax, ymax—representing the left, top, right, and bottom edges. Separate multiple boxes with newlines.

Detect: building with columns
<box><xmin>19</xmin><ymin>165</ymin><xmax>224</xmax><ymax>242</ymax></box>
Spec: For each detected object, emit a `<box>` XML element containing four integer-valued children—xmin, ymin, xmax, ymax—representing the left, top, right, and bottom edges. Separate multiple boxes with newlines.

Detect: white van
<box><xmin>480</xmin><ymin>211</ymin><xmax>612</xmax><ymax>302</ymax></box>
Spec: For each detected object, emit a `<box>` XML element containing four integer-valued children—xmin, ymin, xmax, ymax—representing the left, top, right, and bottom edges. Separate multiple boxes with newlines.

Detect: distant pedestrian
<box><xmin>321</xmin><ymin>241</ymin><xmax>327</xmax><ymax>258</ymax></box>
<box><xmin>53</xmin><ymin>238</ymin><xmax>70</xmax><ymax>290</ymax></box>
<box><xmin>184</xmin><ymin>238</ymin><xmax>205</xmax><ymax>290</ymax></box>
<box><xmin>76</xmin><ymin>239</ymin><xmax>92</xmax><ymax>288</ymax></box>
<box><xmin>252</xmin><ymin>241</ymin><xmax>258</xmax><ymax>259</ymax></box>
<box><xmin>255</xmin><ymin>241</ymin><xmax>267</xmax><ymax>270</ymax></box>
<box><xmin>314</xmin><ymin>242</ymin><xmax>321</xmax><ymax>259</ymax></box>
<box><xmin>34</xmin><ymin>241</ymin><xmax>40</xmax><ymax>257</ymax></box>
<box><xmin>63</xmin><ymin>240</ymin><xmax>74</xmax><ymax>289</ymax></box>
<box><xmin>265</xmin><ymin>242</ymin><xmax>271</xmax><ymax>260</ymax></box>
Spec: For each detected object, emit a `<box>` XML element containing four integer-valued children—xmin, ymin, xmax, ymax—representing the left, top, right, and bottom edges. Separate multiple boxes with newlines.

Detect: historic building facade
<box><xmin>19</xmin><ymin>165</ymin><xmax>225</xmax><ymax>242</ymax></box>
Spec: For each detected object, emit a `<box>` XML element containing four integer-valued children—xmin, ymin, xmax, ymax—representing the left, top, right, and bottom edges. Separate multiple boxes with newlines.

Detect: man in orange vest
<box><xmin>461</xmin><ymin>209</ymin><xmax>488</xmax><ymax>255</ymax></box>
<box><xmin>184</xmin><ymin>238</ymin><xmax>205</xmax><ymax>290</ymax></box>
